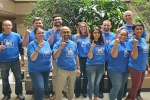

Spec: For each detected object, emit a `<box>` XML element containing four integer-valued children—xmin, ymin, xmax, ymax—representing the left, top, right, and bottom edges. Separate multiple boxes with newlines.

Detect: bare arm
<box><xmin>131</xmin><ymin>39</ymin><xmax>138</xmax><ymax>59</ymax></box>
<box><xmin>22</xmin><ymin>26</ymin><xmax>30</xmax><ymax>47</ymax></box>
<box><xmin>88</xmin><ymin>40</ymin><xmax>95</xmax><ymax>59</ymax></box>
<box><xmin>53</xmin><ymin>41</ymin><xmax>66</xmax><ymax>59</ymax></box>
<box><xmin>47</xmin><ymin>27</ymin><xmax>57</xmax><ymax>45</ymax></box>
<box><xmin>30</xmin><ymin>41</ymin><xmax>43</xmax><ymax>61</ymax></box>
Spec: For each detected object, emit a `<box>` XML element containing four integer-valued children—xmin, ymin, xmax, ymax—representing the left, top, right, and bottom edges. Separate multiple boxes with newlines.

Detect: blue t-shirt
<box><xmin>107</xmin><ymin>40</ymin><xmax>129</xmax><ymax>73</ymax></box>
<box><xmin>102</xmin><ymin>32</ymin><xmax>116</xmax><ymax>61</ymax></box>
<box><xmin>53</xmin><ymin>40</ymin><xmax>78</xmax><ymax>71</ymax></box>
<box><xmin>27</xmin><ymin>40</ymin><xmax>52</xmax><ymax>72</ymax></box>
<box><xmin>127</xmin><ymin>38</ymin><xmax>149</xmax><ymax>72</ymax></box>
<box><xmin>85</xmin><ymin>42</ymin><xmax>105</xmax><ymax>66</ymax></box>
<box><xmin>121</xmin><ymin>25</ymin><xmax>147</xmax><ymax>41</ymax></box>
<box><xmin>77</xmin><ymin>36</ymin><xmax>90</xmax><ymax>57</ymax></box>
<box><xmin>28</xmin><ymin>30</ymin><xmax>48</xmax><ymax>43</ymax></box>
<box><xmin>0</xmin><ymin>32</ymin><xmax>22</xmax><ymax>62</ymax></box>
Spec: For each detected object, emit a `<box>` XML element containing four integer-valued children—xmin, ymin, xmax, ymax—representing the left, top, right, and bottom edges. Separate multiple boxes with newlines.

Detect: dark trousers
<box><xmin>75</xmin><ymin>57</ymin><xmax>88</xmax><ymax>94</ymax></box>
<box><xmin>0</xmin><ymin>59</ymin><xmax>23</xmax><ymax>95</ymax></box>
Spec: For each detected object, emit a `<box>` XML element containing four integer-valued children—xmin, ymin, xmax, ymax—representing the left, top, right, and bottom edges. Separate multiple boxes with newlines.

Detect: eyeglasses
<box><xmin>54</xmin><ymin>19</ymin><xmax>61</xmax><ymax>21</ymax></box>
<box><xmin>62</xmin><ymin>31</ymin><xmax>70</xmax><ymax>34</ymax></box>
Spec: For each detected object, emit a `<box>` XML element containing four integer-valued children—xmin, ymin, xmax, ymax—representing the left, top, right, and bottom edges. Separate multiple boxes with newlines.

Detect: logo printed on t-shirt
<box><xmin>128</xmin><ymin>30</ymin><xmax>133</xmax><ymax>39</ymax></box>
<box><xmin>104</xmin><ymin>37</ymin><xmax>112</xmax><ymax>44</ymax></box>
<box><xmin>42</xmin><ymin>48</ymin><xmax>51</xmax><ymax>57</ymax></box>
<box><xmin>81</xmin><ymin>39</ymin><xmax>87</xmax><ymax>47</ymax></box>
<box><xmin>66</xmin><ymin>46</ymin><xmax>74</xmax><ymax>57</ymax></box>
<box><xmin>57</xmin><ymin>34</ymin><xmax>62</xmax><ymax>41</ymax></box>
<box><xmin>96</xmin><ymin>45</ymin><xmax>104</xmax><ymax>55</ymax></box>
<box><xmin>124</xmin><ymin>51</ymin><xmax>129</xmax><ymax>57</ymax></box>
<box><xmin>4</xmin><ymin>39</ymin><xmax>14</xmax><ymax>48</ymax></box>
<box><xmin>141</xmin><ymin>43</ymin><xmax>149</xmax><ymax>53</ymax></box>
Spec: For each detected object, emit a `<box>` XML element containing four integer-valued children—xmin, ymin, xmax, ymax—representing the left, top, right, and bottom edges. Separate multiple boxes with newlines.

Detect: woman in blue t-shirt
<box><xmin>86</xmin><ymin>27</ymin><xmax>105</xmax><ymax>100</ymax></box>
<box><xmin>27</xmin><ymin>28</ymin><xmax>52</xmax><ymax>100</ymax></box>
<box><xmin>125</xmin><ymin>23</ymin><xmax>149</xmax><ymax>100</ymax></box>
<box><xmin>75</xmin><ymin>22</ymin><xmax>90</xmax><ymax>98</ymax></box>
<box><xmin>107</xmin><ymin>29</ymin><xmax>129</xmax><ymax>100</ymax></box>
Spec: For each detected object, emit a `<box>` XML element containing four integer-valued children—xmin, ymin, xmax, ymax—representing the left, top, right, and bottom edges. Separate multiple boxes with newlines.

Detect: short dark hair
<box><xmin>52</xmin><ymin>14</ymin><xmax>61</xmax><ymax>21</ymax></box>
<box><xmin>132</xmin><ymin>22</ymin><xmax>144</xmax><ymax>31</ymax></box>
<box><xmin>34</xmin><ymin>28</ymin><xmax>43</xmax><ymax>34</ymax></box>
<box><xmin>32</xmin><ymin>17</ymin><xmax>43</xmax><ymax>24</ymax></box>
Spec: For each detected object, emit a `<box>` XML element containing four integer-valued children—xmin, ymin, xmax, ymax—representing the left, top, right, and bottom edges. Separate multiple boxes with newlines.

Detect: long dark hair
<box><xmin>90</xmin><ymin>27</ymin><xmax>104</xmax><ymax>45</ymax></box>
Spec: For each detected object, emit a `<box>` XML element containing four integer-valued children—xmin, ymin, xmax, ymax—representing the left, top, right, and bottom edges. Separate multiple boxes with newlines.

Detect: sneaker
<box><xmin>1</xmin><ymin>95</ymin><xmax>11</xmax><ymax>100</ymax></box>
<box><xmin>75</xmin><ymin>93</ymin><xmax>80</xmax><ymax>98</ymax></box>
<box><xmin>83</xmin><ymin>92</ymin><xmax>87</xmax><ymax>98</ymax></box>
<box><xmin>50</xmin><ymin>93</ymin><xmax>56</xmax><ymax>100</ymax></box>
<box><xmin>63</xmin><ymin>91</ymin><xmax>68</xmax><ymax>99</ymax></box>
<box><xmin>17</xmin><ymin>94</ymin><xmax>25</xmax><ymax>100</ymax></box>
<box><xmin>136</xmin><ymin>95</ymin><xmax>143</xmax><ymax>100</ymax></box>
<box><xmin>98</xmin><ymin>92</ymin><xmax>104</xmax><ymax>98</ymax></box>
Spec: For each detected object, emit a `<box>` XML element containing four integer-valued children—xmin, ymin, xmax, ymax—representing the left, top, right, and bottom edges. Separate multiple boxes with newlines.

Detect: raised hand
<box><xmin>114</xmin><ymin>38</ymin><xmax>120</xmax><ymax>44</ymax></box>
<box><xmin>133</xmin><ymin>39</ymin><xmax>138</xmax><ymax>46</ymax></box>
<box><xmin>38</xmin><ymin>40</ymin><xmax>44</xmax><ymax>49</ymax></box>
<box><xmin>25</xmin><ymin>26</ymin><xmax>31</xmax><ymax>35</ymax></box>
<box><xmin>91</xmin><ymin>40</ymin><xmax>96</xmax><ymax>49</ymax></box>
<box><xmin>60</xmin><ymin>38</ymin><xmax>66</xmax><ymax>49</ymax></box>
<box><xmin>52</xmin><ymin>25</ymin><xmax>57</xmax><ymax>33</ymax></box>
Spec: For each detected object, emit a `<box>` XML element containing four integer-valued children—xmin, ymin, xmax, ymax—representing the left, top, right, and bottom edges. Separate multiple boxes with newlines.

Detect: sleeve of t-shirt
<box><xmin>141</xmin><ymin>29</ymin><xmax>147</xmax><ymax>38</ymax></box>
<box><xmin>18</xmin><ymin>34</ymin><xmax>22</xmax><ymax>44</ymax></box>
<box><xmin>27</xmin><ymin>43</ymin><xmax>35</xmax><ymax>57</ymax></box>
<box><xmin>52</xmin><ymin>41</ymin><xmax>60</xmax><ymax>52</ymax></box>
<box><xmin>84</xmin><ymin>42</ymin><xmax>91</xmax><ymax>54</ymax></box>
<box><xmin>126</xmin><ymin>40</ymin><xmax>133</xmax><ymax>51</ymax></box>
<box><xmin>44</xmin><ymin>29</ymin><xmax>52</xmax><ymax>41</ymax></box>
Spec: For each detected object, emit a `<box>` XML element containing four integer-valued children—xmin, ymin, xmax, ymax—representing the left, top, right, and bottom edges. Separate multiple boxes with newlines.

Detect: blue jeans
<box><xmin>0</xmin><ymin>59</ymin><xmax>23</xmax><ymax>95</ymax></box>
<box><xmin>29</xmin><ymin>71</ymin><xmax>50</xmax><ymax>100</ymax></box>
<box><xmin>75</xmin><ymin>57</ymin><xmax>88</xmax><ymax>94</ymax></box>
<box><xmin>87</xmin><ymin>64</ymin><xmax>104</xmax><ymax>99</ymax></box>
<box><xmin>108</xmin><ymin>69</ymin><xmax>129</xmax><ymax>100</ymax></box>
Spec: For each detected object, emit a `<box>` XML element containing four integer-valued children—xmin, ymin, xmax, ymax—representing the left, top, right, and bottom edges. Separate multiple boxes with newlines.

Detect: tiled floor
<box><xmin>0</xmin><ymin>84</ymin><xmax>150</xmax><ymax>100</ymax></box>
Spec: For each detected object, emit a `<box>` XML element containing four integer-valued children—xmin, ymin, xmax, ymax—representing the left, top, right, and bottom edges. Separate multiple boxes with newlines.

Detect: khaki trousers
<box><xmin>55</xmin><ymin>67</ymin><xmax>76</xmax><ymax>100</ymax></box>
<box><xmin>52</xmin><ymin>60</ymin><xmax>68</xmax><ymax>92</ymax></box>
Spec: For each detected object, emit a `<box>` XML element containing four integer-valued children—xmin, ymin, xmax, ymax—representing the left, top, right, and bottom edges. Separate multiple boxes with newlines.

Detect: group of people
<box><xmin>0</xmin><ymin>10</ymin><xmax>149</xmax><ymax>100</ymax></box>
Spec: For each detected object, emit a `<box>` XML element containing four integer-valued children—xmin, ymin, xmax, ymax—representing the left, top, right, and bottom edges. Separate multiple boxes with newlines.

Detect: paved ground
<box><xmin>0</xmin><ymin>84</ymin><xmax>150</xmax><ymax>100</ymax></box>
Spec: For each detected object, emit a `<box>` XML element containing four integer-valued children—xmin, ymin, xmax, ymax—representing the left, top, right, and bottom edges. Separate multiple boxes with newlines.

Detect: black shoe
<box><xmin>83</xmin><ymin>92</ymin><xmax>87</xmax><ymax>98</ymax></box>
<box><xmin>99</xmin><ymin>92</ymin><xmax>104</xmax><ymax>98</ymax></box>
<box><xmin>17</xmin><ymin>94</ymin><xmax>25</xmax><ymax>100</ymax></box>
<box><xmin>136</xmin><ymin>95</ymin><xmax>143</xmax><ymax>100</ymax></box>
<box><xmin>44</xmin><ymin>93</ymin><xmax>50</xmax><ymax>98</ymax></box>
<box><xmin>1</xmin><ymin>95</ymin><xmax>11</xmax><ymax>100</ymax></box>
<box><xmin>75</xmin><ymin>93</ymin><xmax>80</xmax><ymax>98</ymax></box>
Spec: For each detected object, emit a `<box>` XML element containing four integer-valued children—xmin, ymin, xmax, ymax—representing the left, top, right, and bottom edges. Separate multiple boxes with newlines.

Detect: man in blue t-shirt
<box><xmin>53</xmin><ymin>26</ymin><xmax>80</xmax><ymax>100</ymax></box>
<box><xmin>47</xmin><ymin>14</ymin><xmax>69</xmax><ymax>100</ymax></box>
<box><xmin>121</xmin><ymin>10</ymin><xmax>147</xmax><ymax>100</ymax></box>
<box><xmin>22</xmin><ymin>17</ymin><xmax>50</xmax><ymax>98</ymax></box>
<box><xmin>0</xmin><ymin>20</ymin><xmax>25</xmax><ymax>100</ymax></box>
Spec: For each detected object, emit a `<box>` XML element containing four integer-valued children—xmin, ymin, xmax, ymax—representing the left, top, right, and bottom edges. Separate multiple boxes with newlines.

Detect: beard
<box><xmin>54</xmin><ymin>22</ymin><xmax>62</xmax><ymax>27</ymax></box>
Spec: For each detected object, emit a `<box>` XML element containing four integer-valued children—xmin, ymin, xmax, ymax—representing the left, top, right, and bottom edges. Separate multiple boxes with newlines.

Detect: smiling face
<box><xmin>124</xmin><ymin>11</ymin><xmax>134</xmax><ymax>23</ymax></box>
<box><xmin>53</xmin><ymin>16</ymin><xmax>62</xmax><ymax>27</ymax></box>
<box><xmin>79</xmin><ymin>23</ymin><xmax>87</xmax><ymax>35</ymax></box>
<box><xmin>61</xmin><ymin>26</ymin><xmax>71</xmax><ymax>40</ymax></box>
<box><xmin>102</xmin><ymin>21</ymin><xmax>111</xmax><ymax>33</ymax></box>
<box><xmin>116</xmin><ymin>30</ymin><xmax>128</xmax><ymax>42</ymax></box>
<box><xmin>93</xmin><ymin>29</ymin><xmax>100</xmax><ymax>41</ymax></box>
<box><xmin>133</xmin><ymin>25</ymin><xmax>144</xmax><ymax>38</ymax></box>
<box><xmin>33</xmin><ymin>19</ymin><xmax>43</xmax><ymax>29</ymax></box>
<box><xmin>2</xmin><ymin>20</ymin><xmax>12</xmax><ymax>33</ymax></box>
<box><xmin>35</xmin><ymin>28</ymin><xmax>44</xmax><ymax>41</ymax></box>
